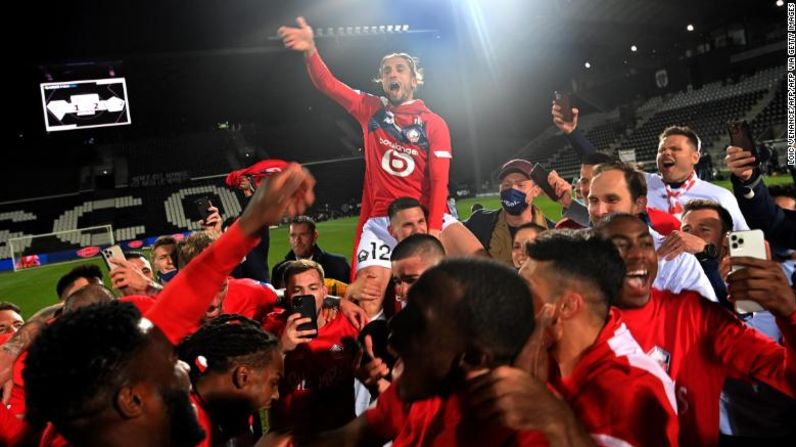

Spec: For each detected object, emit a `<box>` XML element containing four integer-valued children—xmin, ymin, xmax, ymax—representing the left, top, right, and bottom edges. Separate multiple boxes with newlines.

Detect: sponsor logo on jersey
<box><xmin>646</xmin><ymin>346</ymin><xmax>671</xmax><ymax>373</ymax></box>
<box><xmin>381</xmin><ymin>149</ymin><xmax>416</xmax><ymax>177</ymax></box>
<box><xmin>378</xmin><ymin>137</ymin><xmax>419</xmax><ymax>156</ymax></box>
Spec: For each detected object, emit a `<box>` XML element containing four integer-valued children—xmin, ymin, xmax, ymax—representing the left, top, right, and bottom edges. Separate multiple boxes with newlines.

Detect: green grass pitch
<box><xmin>1</xmin><ymin>175</ymin><xmax>792</xmax><ymax>318</ymax></box>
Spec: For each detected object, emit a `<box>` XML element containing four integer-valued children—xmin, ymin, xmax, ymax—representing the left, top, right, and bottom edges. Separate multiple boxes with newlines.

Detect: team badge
<box><xmin>646</xmin><ymin>346</ymin><xmax>671</xmax><ymax>373</ymax></box>
<box><xmin>357</xmin><ymin>249</ymin><xmax>369</xmax><ymax>262</ymax></box>
<box><xmin>404</xmin><ymin>127</ymin><xmax>421</xmax><ymax>144</ymax></box>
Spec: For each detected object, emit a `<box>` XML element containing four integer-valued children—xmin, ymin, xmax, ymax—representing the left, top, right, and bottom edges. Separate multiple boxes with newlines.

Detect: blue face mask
<box><xmin>158</xmin><ymin>269</ymin><xmax>178</xmax><ymax>284</ymax></box>
<box><xmin>500</xmin><ymin>188</ymin><xmax>528</xmax><ymax>216</ymax></box>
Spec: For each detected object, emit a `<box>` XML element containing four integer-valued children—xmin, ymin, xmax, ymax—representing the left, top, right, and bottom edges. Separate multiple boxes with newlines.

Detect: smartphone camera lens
<box><xmin>730</xmin><ymin>235</ymin><xmax>737</xmax><ymax>241</ymax></box>
<box><xmin>731</xmin><ymin>243</ymin><xmax>738</xmax><ymax>249</ymax></box>
<box><xmin>738</xmin><ymin>238</ymin><xmax>744</xmax><ymax>244</ymax></box>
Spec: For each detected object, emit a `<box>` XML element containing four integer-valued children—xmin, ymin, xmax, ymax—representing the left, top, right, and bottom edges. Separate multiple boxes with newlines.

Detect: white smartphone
<box><xmin>101</xmin><ymin>245</ymin><xmax>125</xmax><ymax>271</ymax></box>
<box><xmin>728</xmin><ymin>229</ymin><xmax>766</xmax><ymax>313</ymax></box>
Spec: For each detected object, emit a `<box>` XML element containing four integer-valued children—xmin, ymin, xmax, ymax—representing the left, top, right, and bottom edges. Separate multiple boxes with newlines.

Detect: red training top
<box><xmin>263</xmin><ymin>308</ymin><xmax>360</xmax><ymax>435</ymax></box>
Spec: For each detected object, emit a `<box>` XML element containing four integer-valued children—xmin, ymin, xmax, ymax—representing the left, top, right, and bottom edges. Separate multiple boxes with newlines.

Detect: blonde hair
<box><xmin>373</xmin><ymin>53</ymin><xmax>424</xmax><ymax>85</ymax></box>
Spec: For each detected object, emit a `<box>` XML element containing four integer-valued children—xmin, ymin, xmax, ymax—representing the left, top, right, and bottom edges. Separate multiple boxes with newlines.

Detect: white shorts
<box><xmin>355</xmin><ymin>213</ymin><xmax>458</xmax><ymax>271</ymax></box>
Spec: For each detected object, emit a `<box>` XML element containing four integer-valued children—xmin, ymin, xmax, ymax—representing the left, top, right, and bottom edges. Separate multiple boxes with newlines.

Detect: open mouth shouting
<box><xmin>659</xmin><ymin>159</ymin><xmax>676</xmax><ymax>172</ymax></box>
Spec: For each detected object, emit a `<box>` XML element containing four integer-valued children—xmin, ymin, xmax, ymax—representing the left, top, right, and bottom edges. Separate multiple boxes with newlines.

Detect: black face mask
<box><xmin>164</xmin><ymin>388</ymin><xmax>206</xmax><ymax>447</ymax></box>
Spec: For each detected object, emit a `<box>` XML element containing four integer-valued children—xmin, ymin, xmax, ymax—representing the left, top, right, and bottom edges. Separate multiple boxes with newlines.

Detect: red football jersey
<box><xmin>145</xmin><ymin>221</ymin><xmax>261</xmax><ymax>345</ymax></box>
<box><xmin>305</xmin><ymin>51</ymin><xmax>452</xmax><ymax>231</ymax></box>
<box><xmin>619</xmin><ymin>289</ymin><xmax>796</xmax><ymax>446</ymax></box>
<box><xmin>550</xmin><ymin>309</ymin><xmax>679</xmax><ymax>447</ymax></box>
<box><xmin>263</xmin><ymin>309</ymin><xmax>360</xmax><ymax>435</ymax></box>
<box><xmin>223</xmin><ymin>278</ymin><xmax>278</xmax><ymax>323</ymax></box>
<box><xmin>0</xmin><ymin>401</ymin><xmax>30</xmax><ymax>446</ymax></box>
<box><xmin>365</xmin><ymin>384</ymin><xmax>547</xmax><ymax>446</ymax></box>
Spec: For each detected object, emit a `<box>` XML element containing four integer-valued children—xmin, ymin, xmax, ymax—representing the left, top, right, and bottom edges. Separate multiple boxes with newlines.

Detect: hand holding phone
<box><xmin>101</xmin><ymin>245</ymin><xmax>125</xmax><ymax>271</ymax></box>
<box><xmin>554</xmin><ymin>91</ymin><xmax>573</xmax><ymax>123</ymax></box>
<box><xmin>530</xmin><ymin>163</ymin><xmax>560</xmax><ymax>201</ymax></box>
<box><xmin>728</xmin><ymin>230</ymin><xmax>766</xmax><ymax>313</ymax></box>
<box><xmin>290</xmin><ymin>294</ymin><xmax>318</xmax><ymax>338</ymax></box>
<box><xmin>194</xmin><ymin>196</ymin><xmax>211</xmax><ymax>221</ymax></box>
<box><xmin>727</xmin><ymin>121</ymin><xmax>759</xmax><ymax>170</ymax></box>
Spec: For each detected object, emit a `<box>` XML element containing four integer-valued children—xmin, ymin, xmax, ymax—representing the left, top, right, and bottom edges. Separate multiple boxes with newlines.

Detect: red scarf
<box><xmin>664</xmin><ymin>171</ymin><xmax>697</xmax><ymax>215</ymax></box>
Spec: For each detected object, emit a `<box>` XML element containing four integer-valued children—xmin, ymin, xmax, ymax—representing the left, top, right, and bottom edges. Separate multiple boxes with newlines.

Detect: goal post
<box><xmin>8</xmin><ymin>225</ymin><xmax>115</xmax><ymax>272</ymax></box>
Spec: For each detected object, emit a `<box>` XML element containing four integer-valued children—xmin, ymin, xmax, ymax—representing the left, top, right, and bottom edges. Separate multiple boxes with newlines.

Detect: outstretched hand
<box><xmin>278</xmin><ymin>16</ymin><xmax>316</xmax><ymax>55</ymax></box>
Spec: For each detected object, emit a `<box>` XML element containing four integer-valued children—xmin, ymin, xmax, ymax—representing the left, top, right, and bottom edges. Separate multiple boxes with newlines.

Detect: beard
<box><xmin>164</xmin><ymin>388</ymin><xmax>206</xmax><ymax>447</ymax></box>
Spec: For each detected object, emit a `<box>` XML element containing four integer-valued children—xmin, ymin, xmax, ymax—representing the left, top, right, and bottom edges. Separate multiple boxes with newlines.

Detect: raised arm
<box><xmin>279</xmin><ymin>17</ymin><xmax>370</xmax><ymax>119</ymax></box>
<box><xmin>146</xmin><ymin>163</ymin><xmax>316</xmax><ymax>345</ymax></box>
<box><xmin>551</xmin><ymin>102</ymin><xmax>597</xmax><ymax>161</ymax></box>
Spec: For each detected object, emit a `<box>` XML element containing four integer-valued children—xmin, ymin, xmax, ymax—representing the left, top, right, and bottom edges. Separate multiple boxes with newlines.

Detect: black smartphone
<box><xmin>554</xmin><ymin>91</ymin><xmax>573</xmax><ymax>122</ymax></box>
<box><xmin>529</xmin><ymin>163</ymin><xmax>559</xmax><ymax>201</ymax></box>
<box><xmin>290</xmin><ymin>294</ymin><xmax>318</xmax><ymax>338</ymax></box>
<box><xmin>727</xmin><ymin>121</ymin><xmax>759</xmax><ymax>169</ymax></box>
<box><xmin>341</xmin><ymin>336</ymin><xmax>373</xmax><ymax>366</ymax></box>
<box><xmin>194</xmin><ymin>196</ymin><xmax>211</xmax><ymax>221</ymax></box>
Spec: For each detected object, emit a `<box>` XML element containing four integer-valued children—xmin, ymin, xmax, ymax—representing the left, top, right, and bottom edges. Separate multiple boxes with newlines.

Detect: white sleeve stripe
<box><xmin>433</xmin><ymin>151</ymin><xmax>452</xmax><ymax>159</ymax></box>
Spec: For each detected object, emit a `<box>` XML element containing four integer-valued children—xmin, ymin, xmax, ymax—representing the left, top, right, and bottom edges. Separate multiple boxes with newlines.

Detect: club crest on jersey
<box><xmin>646</xmin><ymin>346</ymin><xmax>671</xmax><ymax>373</ymax></box>
<box><xmin>357</xmin><ymin>249</ymin><xmax>369</xmax><ymax>263</ymax></box>
<box><xmin>404</xmin><ymin>127</ymin><xmax>421</xmax><ymax>144</ymax></box>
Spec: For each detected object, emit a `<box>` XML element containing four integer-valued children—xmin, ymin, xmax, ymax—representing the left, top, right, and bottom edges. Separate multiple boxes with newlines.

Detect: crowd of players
<box><xmin>1</xmin><ymin>16</ymin><xmax>796</xmax><ymax>447</ymax></box>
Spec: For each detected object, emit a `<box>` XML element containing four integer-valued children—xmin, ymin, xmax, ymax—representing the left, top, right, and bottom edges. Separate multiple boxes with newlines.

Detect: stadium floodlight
<box><xmin>777</xmin><ymin>0</ymin><xmax>784</xmax><ymax>6</ymax></box>
<box><xmin>584</xmin><ymin>62</ymin><xmax>591</xmax><ymax>68</ymax></box>
<box><xmin>307</xmin><ymin>23</ymin><xmax>420</xmax><ymax>39</ymax></box>
<box><xmin>630</xmin><ymin>45</ymin><xmax>638</xmax><ymax>52</ymax></box>
<box><xmin>686</xmin><ymin>24</ymin><xmax>694</xmax><ymax>32</ymax></box>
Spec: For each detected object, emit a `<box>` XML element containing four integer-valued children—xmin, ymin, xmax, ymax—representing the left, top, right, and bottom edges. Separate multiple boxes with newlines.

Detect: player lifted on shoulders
<box><xmin>278</xmin><ymin>17</ymin><xmax>484</xmax><ymax>301</ymax></box>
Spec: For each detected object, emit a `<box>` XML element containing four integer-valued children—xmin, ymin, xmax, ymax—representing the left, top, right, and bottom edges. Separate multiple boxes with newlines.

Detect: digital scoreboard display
<box><xmin>40</xmin><ymin>77</ymin><xmax>131</xmax><ymax>132</ymax></box>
